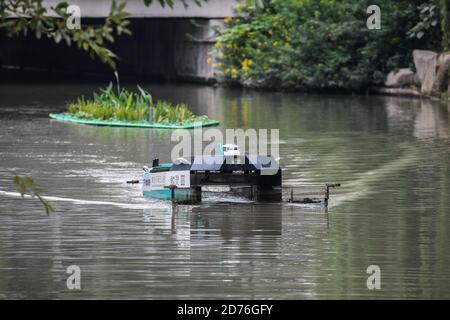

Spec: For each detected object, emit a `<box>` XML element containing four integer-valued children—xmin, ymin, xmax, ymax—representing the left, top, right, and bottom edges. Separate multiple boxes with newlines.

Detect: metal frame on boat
<box><xmin>135</xmin><ymin>145</ymin><xmax>340</xmax><ymax>205</ymax></box>
<box><xmin>142</xmin><ymin>153</ymin><xmax>282</xmax><ymax>204</ymax></box>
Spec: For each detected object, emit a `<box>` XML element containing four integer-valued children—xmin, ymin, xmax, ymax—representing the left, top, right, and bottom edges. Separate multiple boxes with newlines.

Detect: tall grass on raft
<box><xmin>66</xmin><ymin>83</ymin><xmax>208</xmax><ymax>123</ymax></box>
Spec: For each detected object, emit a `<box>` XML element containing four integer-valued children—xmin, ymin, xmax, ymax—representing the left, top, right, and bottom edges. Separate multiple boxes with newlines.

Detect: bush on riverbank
<box><xmin>214</xmin><ymin>0</ymin><xmax>436</xmax><ymax>91</ymax></box>
<box><xmin>67</xmin><ymin>83</ymin><xmax>209</xmax><ymax>124</ymax></box>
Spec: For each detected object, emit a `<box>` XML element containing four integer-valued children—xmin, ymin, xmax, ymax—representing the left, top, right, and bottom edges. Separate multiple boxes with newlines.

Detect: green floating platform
<box><xmin>49</xmin><ymin>113</ymin><xmax>219</xmax><ymax>129</ymax></box>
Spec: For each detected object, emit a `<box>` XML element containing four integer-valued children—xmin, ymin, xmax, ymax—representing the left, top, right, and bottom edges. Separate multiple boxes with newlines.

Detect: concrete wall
<box><xmin>175</xmin><ymin>19</ymin><xmax>222</xmax><ymax>81</ymax></box>
<box><xmin>43</xmin><ymin>0</ymin><xmax>240</xmax><ymax>18</ymax></box>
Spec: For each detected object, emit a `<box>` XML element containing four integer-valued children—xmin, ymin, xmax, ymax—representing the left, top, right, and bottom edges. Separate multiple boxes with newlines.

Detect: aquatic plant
<box><xmin>153</xmin><ymin>100</ymin><xmax>208</xmax><ymax>124</ymax></box>
<box><xmin>66</xmin><ymin>83</ymin><xmax>210</xmax><ymax>124</ymax></box>
<box><xmin>12</xmin><ymin>174</ymin><xmax>53</xmax><ymax>215</ymax></box>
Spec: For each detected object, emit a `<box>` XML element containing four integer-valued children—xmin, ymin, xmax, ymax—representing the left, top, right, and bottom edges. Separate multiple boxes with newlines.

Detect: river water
<box><xmin>0</xmin><ymin>82</ymin><xmax>449</xmax><ymax>299</ymax></box>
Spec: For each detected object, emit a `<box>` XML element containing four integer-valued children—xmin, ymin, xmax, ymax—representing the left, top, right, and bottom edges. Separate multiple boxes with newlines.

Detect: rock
<box><xmin>413</xmin><ymin>50</ymin><xmax>438</xmax><ymax>94</ymax></box>
<box><xmin>438</xmin><ymin>53</ymin><xmax>450</xmax><ymax>67</ymax></box>
<box><xmin>413</xmin><ymin>73</ymin><xmax>422</xmax><ymax>86</ymax></box>
<box><xmin>385</xmin><ymin>68</ymin><xmax>415</xmax><ymax>87</ymax></box>
<box><xmin>434</xmin><ymin>53</ymin><xmax>450</xmax><ymax>92</ymax></box>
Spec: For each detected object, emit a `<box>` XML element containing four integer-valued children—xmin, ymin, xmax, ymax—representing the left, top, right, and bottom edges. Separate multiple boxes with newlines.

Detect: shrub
<box><xmin>214</xmin><ymin>0</ymin><xmax>433</xmax><ymax>91</ymax></box>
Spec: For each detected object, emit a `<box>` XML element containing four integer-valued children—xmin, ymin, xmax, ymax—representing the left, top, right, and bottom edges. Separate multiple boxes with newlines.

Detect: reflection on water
<box><xmin>414</xmin><ymin>100</ymin><xmax>449</xmax><ymax>140</ymax></box>
<box><xmin>0</xmin><ymin>83</ymin><xmax>449</xmax><ymax>299</ymax></box>
<box><xmin>384</xmin><ymin>96</ymin><xmax>449</xmax><ymax>140</ymax></box>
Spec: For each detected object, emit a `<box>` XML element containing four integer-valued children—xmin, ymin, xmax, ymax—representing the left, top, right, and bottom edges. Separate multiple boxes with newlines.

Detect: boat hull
<box><xmin>143</xmin><ymin>187</ymin><xmax>201</xmax><ymax>203</ymax></box>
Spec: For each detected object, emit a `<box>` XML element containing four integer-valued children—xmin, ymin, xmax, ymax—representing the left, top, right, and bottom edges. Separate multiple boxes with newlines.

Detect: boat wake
<box><xmin>329</xmin><ymin>144</ymin><xmax>420</xmax><ymax>208</ymax></box>
<box><xmin>0</xmin><ymin>190</ymin><xmax>159</xmax><ymax>210</ymax></box>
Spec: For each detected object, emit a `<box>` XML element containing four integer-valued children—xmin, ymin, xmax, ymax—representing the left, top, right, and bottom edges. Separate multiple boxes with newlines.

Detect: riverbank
<box><xmin>2</xmin><ymin>67</ymin><xmax>450</xmax><ymax>104</ymax></box>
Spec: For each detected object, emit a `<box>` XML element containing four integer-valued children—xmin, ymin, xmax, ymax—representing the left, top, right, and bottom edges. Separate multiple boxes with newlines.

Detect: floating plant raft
<box><xmin>49</xmin><ymin>113</ymin><xmax>220</xmax><ymax>129</ymax></box>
